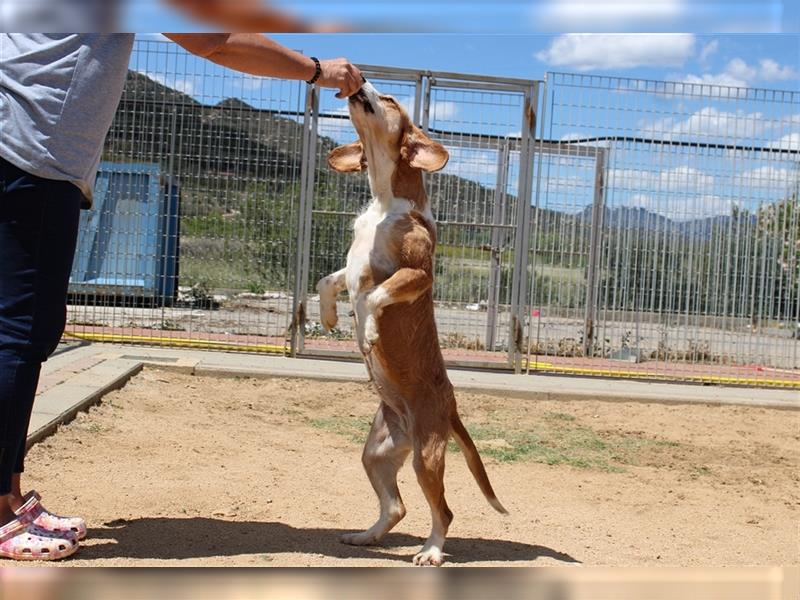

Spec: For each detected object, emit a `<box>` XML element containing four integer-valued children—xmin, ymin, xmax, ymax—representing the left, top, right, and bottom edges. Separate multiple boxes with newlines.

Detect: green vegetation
<box><xmin>309</xmin><ymin>409</ymin><xmax>682</xmax><ymax>473</ymax></box>
<box><xmin>308</xmin><ymin>416</ymin><xmax>371</xmax><ymax>443</ymax></box>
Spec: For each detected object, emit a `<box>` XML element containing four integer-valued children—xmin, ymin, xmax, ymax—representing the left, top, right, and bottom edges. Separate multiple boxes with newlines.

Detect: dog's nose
<box><xmin>349</xmin><ymin>88</ymin><xmax>367</xmax><ymax>103</ymax></box>
<box><xmin>348</xmin><ymin>88</ymin><xmax>374</xmax><ymax>114</ymax></box>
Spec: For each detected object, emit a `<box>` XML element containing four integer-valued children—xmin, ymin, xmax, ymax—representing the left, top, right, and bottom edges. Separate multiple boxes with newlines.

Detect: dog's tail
<box><xmin>450</xmin><ymin>412</ymin><xmax>508</xmax><ymax>515</ymax></box>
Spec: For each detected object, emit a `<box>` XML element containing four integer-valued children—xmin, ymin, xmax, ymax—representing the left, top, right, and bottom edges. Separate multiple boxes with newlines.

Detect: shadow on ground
<box><xmin>79</xmin><ymin>517</ymin><xmax>580</xmax><ymax>565</ymax></box>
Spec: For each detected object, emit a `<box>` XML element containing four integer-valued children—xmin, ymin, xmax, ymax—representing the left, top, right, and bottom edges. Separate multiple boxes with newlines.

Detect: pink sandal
<box><xmin>0</xmin><ymin>512</ymin><xmax>78</xmax><ymax>561</ymax></box>
<box><xmin>14</xmin><ymin>491</ymin><xmax>87</xmax><ymax>541</ymax></box>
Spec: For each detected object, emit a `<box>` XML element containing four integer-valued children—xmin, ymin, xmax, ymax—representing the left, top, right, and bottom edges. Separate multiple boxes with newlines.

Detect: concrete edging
<box><xmin>27</xmin><ymin>360</ymin><xmax>143</xmax><ymax>447</ymax></box>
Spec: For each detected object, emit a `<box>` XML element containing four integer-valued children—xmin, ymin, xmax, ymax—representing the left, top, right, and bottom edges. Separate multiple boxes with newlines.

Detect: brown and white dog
<box><xmin>316</xmin><ymin>82</ymin><xmax>507</xmax><ymax>566</ymax></box>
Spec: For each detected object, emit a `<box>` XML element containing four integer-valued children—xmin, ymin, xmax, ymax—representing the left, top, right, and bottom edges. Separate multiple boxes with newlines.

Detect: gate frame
<box><xmin>289</xmin><ymin>65</ymin><xmax>542</xmax><ymax>367</ymax></box>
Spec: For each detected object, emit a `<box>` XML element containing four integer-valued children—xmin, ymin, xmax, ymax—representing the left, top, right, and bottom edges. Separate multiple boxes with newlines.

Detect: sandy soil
<box><xmin>20</xmin><ymin>369</ymin><xmax>800</xmax><ymax>567</ymax></box>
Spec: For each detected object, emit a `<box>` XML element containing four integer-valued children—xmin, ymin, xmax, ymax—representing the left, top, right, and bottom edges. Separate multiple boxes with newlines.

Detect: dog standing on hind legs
<box><xmin>316</xmin><ymin>81</ymin><xmax>507</xmax><ymax>566</ymax></box>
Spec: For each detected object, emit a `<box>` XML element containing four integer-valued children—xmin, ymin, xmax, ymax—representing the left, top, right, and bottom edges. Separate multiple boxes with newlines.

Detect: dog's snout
<box><xmin>348</xmin><ymin>88</ymin><xmax>375</xmax><ymax>114</ymax></box>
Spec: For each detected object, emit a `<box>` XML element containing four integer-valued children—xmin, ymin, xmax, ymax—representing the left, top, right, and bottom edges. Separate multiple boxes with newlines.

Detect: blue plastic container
<box><xmin>69</xmin><ymin>162</ymin><xmax>180</xmax><ymax>305</ymax></box>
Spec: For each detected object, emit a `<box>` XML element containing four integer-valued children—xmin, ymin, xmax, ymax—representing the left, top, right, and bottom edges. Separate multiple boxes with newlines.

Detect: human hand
<box><xmin>317</xmin><ymin>58</ymin><xmax>363</xmax><ymax>98</ymax></box>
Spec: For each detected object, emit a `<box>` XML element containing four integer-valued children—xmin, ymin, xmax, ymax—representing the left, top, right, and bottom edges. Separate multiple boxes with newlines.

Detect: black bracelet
<box><xmin>306</xmin><ymin>56</ymin><xmax>321</xmax><ymax>85</ymax></box>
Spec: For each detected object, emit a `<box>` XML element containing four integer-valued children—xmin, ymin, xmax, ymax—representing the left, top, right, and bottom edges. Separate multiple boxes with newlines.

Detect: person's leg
<box><xmin>0</xmin><ymin>158</ymin><xmax>82</xmax><ymax>527</ymax></box>
<box><xmin>0</xmin><ymin>358</ymin><xmax>42</xmax><ymax>523</ymax></box>
<box><xmin>8</xmin><ymin>439</ymin><xmax>30</xmax><ymax>510</ymax></box>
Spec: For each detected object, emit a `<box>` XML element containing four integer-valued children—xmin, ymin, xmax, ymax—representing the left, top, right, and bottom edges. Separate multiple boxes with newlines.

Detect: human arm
<box><xmin>163</xmin><ymin>33</ymin><xmax>362</xmax><ymax>98</ymax></box>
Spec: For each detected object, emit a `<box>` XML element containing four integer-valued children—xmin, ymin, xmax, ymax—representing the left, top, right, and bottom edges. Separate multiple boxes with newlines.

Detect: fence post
<box><xmin>413</xmin><ymin>74</ymin><xmax>424</xmax><ymax>127</ymax></box>
<box><xmin>161</xmin><ymin>106</ymin><xmax>178</xmax><ymax>309</ymax></box>
<box><xmin>525</xmin><ymin>79</ymin><xmax>547</xmax><ymax>374</ymax></box>
<box><xmin>421</xmin><ymin>76</ymin><xmax>432</xmax><ymax>132</ymax></box>
<box><xmin>290</xmin><ymin>84</ymin><xmax>319</xmax><ymax>356</ymax></box>
<box><xmin>509</xmin><ymin>85</ymin><xmax>537</xmax><ymax>372</ymax></box>
<box><xmin>485</xmin><ymin>139</ymin><xmax>510</xmax><ymax>352</ymax></box>
<box><xmin>583</xmin><ymin>147</ymin><xmax>607</xmax><ymax>358</ymax></box>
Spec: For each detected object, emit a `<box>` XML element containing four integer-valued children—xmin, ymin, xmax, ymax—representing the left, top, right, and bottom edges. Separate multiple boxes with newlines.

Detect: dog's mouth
<box><xmin>349</xmin><ymin>87</ymin><xmax>375</xmax><ymax>114</ymax></box>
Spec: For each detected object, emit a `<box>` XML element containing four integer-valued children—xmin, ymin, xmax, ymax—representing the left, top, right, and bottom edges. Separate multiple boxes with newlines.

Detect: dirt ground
<box><xmin>21</xmin><ymin>369</ymin><xmax>800</xmax><ymax>567</ymax></box>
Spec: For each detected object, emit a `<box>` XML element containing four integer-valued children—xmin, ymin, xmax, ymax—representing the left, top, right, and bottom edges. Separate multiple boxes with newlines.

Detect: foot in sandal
<box><xmin>0</xmin><ymin>512</ymin><xmax>78</xmax><ymax>561</ymax></box>
<box><xmin>14</xmin><ymin>491</ymin><xmax>87</xmax><ymax>541</ymax></box>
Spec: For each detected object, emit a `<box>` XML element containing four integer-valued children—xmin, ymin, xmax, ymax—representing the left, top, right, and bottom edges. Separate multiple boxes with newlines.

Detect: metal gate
<box><xmin>290</xmin><ymin>66</ymin><xmax>538</xmax><ymax>368</ymax></box>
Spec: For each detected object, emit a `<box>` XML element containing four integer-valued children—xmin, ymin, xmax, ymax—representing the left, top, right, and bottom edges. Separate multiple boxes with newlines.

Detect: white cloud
<box><xmin>692</xmin><ymin>194</ymin><xmax>734</xmax><ymax>218</ymax></box>
<box><xmin>733</xmin><ymin>166</ymin><xmax>798</xmax><ymax>189</ymax></box>
<box><xmin>535</xmin><ymin>33</ymin><xmax>695</xmax><ymax>71</ymax></box>
<box><xmin>678</xmin><ymin>57</ymin><xmax>798</xmax><ymax>90</ymax></box>
<box><xmin>442</xmin><ymin>147</ymin><xmax>497</xmax><ymax>181</ymax></box>
<box><xmin>316</xmin><ymin>105</ymin><xmax>354</xmax><ymax>142</ymax></box>
<box><xmin>429</xmin><ymin>100</ymin><xmax>459</xmax><ymax>122</ymax></box>
<box><xmin>674</xmin><ymin>107</ymin><xmax>766</xmax><ymax>139</ymax></box>
<box><xmin>608</xmin><ymin>166</ymin><xmax>715</xmax><ymax>193</ymax></box>
<box><xmin>660</xmin><ymin>166</ymin><xmax>715</xmax><ymax>192</ymax></box>
<box><xmin>757</xmin><ymin>58</ymin><xmax>798</xmax><ymax>81</ymax></box>
<box><xmin>533</xmin><ymin>1</ymin><xmax>777</xmax><ymax>33</ymax></box>
<box><xmin>628</xmin><ymin>192</ymin><xmax>732</xmax><ymax>220</ymax></box>
<box><xmin>240</xmin><ymin>77</ymin><xmax>265</xmax><ymax>92</ymax></box>
<box><xmin>769</xmin><ymin>132</ymin><xmax>800</xmax><ymax>151</ymax></box>
<box><xmin>536</xmin><ymin>0</ymin><xmax>687</xmax><ymax>30</ymax></box>
<box><xmin>135</xmin><ymin>69</ymin><xmax>196</xmax><ymax>96</ymax></box>
<box><xmin>680</xmin><ymin>72</ymin><xmax>749</xmax><ymax>89</ymax></box>
<box><xmin>560</xmin><ymin>132</ymin><xmax>586</xmax><ymax>141</ymax></box>
<box><xmin>698</xmin><ymin>39</ymin><xmax>719</xmax><ymax>64</ymax></box>
<box><xmin>640</xmin><ymin>106</ymin><xmax>775</xmax><ymax>141</ymax></box>
<box><xmin>725</xmin><ymin>57</ymin><xmax>757</xmax><ymax>82</ymax></box>
<box><xmin>543</xmin><ymin>174</ymin><xmax>594</xmax><ymax>191</ymax></box>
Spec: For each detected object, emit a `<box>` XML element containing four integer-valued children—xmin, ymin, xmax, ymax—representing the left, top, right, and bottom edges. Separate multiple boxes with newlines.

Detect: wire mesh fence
<box><xmin>67</xmin><ymin>39</ymin><xmax>305</xmax><ymax>353</ymax></box>
<box><xmin>64</xmin><ymin>39</ymin><xmax>799</xmax><ymax>387</ymax></box>
<box><xmin>524</xmin><ymin>73</ymin><xmax>799</xmax><ymax>385</ymax></box>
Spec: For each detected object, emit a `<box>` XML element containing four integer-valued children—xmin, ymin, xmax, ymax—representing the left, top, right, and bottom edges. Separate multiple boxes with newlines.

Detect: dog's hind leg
<box><xmin>341</xmin><ymin>402</ymin><xmax>411</xmax><ymax>546</ymax></box>
<box><xmin>411</xmin><ymin>427</ymin><xmax>452</xmax><ymax>566</ymax></box>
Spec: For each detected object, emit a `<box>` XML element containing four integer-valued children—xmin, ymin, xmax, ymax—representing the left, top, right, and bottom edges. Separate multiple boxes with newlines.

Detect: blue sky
<box><xmin>126</xmin><ymin>1</ymin><xmax>799</xmax><ymax>33</ymax></box>
<box><xmin>132</xmin><ymin>33</ymin><xmax>798</xmax><ymax>220</ymax></box>
<box><xmin>138</xmin><ymin>33</ymin><xmax>799</xmax><ymax>92</ymax></box>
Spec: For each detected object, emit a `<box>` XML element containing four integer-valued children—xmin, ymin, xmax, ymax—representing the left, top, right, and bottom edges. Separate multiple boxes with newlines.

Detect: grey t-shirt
<box><xmin>0</xmin><ymin>33</ymin><xmax>134</xmax><ymax>206</ymax></box>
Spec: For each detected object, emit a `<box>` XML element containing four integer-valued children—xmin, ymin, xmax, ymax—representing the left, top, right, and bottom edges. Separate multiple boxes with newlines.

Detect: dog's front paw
<box><xmin>319</xmin><ymin>300</ymin><xmax>338</xmax><ymax>331</ymax></box>
<box><xmin>362</xmin><ymin>313</ymin><xmax>379</xmax><ymax>353</ymax></box>
<box><xmin>316</xmin><ymin>277</ymin><xmax>340</xmax><ymax>332</ymax></box>
<box><xmin>413</xmin><ymin>548</ymin><xmax>444</xmax><ymax>566</ymax></box>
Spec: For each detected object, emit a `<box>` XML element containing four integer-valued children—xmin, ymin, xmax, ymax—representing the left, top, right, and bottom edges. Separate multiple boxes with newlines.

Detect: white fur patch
<box><xmin>363</xmin><ymin>313</ymin><xmax>379</xmax><ymax>351</ymax></box>
<box><xmin>367</xmin><ymin>286</ymin><xmax>390</xmax><ymax>313</ymax></box>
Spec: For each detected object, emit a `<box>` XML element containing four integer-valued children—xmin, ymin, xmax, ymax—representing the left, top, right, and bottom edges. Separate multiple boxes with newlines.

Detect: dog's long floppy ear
<box><xmin>328</xmin><ymin>141</ymin><xmax>366</xmax><ymax>172</ymax></box>
<box><xmin>401</xmin><ymin>125</ymin><xmax>449</xmax><ymax>172</ymax></box>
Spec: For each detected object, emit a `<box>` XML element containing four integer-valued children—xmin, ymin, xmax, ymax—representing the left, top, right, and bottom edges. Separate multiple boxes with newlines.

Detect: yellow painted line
<box><xmin>64</xmin><ymin>332</ymin><xmax>286</xmax><ymax>355</ymax></box>
<box><xmin>64</xmin><ymin>332</ymin><xmax>799</xmax><ymax>389</ymax></box>
<box><xmin>526</xmin><ymin>362</ymin><xmax>800</xmax><ymax>389</ymax></box>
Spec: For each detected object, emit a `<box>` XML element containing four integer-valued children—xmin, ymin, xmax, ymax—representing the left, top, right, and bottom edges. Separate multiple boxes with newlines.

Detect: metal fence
<box><xmin>67</xmin><ymin>39</ymin><xmax>305</xmax><ymax>353</ymax></box>
<box><xmin>525</xmin><ymin>73</ymin><xmax>799</xmax><ymax>386</ymax></box>
<box><xmin>64</xmin><ymin>39</ymin><xmax>799</xmax><ymax>388</ymax></box>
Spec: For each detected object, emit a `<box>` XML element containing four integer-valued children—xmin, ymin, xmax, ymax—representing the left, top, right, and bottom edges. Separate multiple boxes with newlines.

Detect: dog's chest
<box><xmin>345</xmin><ymin>198</ymin><xmax>412</xmax><ymax>296</ymax></box>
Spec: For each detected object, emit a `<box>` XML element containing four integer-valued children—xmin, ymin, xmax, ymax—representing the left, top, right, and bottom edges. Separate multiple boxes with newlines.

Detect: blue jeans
<box><xmin>0</xmin><ymin>158</ymin><xmax>81</xmax><ymax>495</ymax></box>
